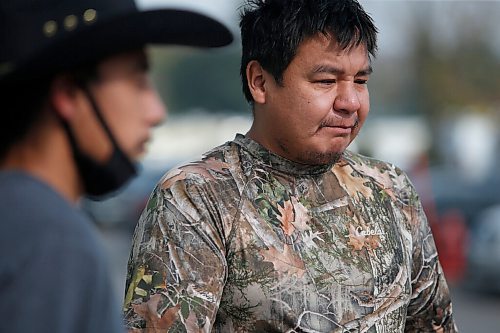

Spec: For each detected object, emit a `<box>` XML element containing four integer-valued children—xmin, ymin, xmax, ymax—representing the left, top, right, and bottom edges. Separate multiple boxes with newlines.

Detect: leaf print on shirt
<box><xmin>132</xmin><ymin>294</ymin><xmax>180</xmax><ymax>331</ymax></box>
<box><xmin>185</xmin><ymin>311</ymin><xmax>209</xmax><ymax>333</ymax></box>
<box><xmin>353</xmin><ymin>162</ymin><xmax>398</xmax><ymax>200</ymax></box>
<box><xmin>334</xmin><ymin>164</ymin><xmax>374</xmax><ymax>200</ymax></box>
<box><xmin>354</xmin><ymin>162</ymin><xmax>393</xmax><ymax>188</ymax></box>
<box><xmin>302</xmin><ymin>230</ymin><xmax>325</xmax><ymax>249</ymax></box>
<box><xmin>260</xmin><ymin>244</ymin><xmax>306</xmax><ymax>278</ymax></box>
<box><xmin>277</xmin><ymin>200</ymin><xmax>295</xmax><ymax>236</ymax></box>
<box><xmin>124</xmin><ymin>265</ymin><xmax>146</xmax><ymax>309</ymax></box>
<box><xmin>254</xmin><ymin>173</ymin><xmax>290</xmax><ymax>230</ymax></box>
<box><xmin>291</xmin><ymin>196</ymin><xmax>311</xmax><ymax>232</ymax></box>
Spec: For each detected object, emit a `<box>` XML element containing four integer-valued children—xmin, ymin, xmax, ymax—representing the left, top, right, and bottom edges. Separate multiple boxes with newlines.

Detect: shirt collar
<box><xmin>233</xmin><ymin>133</ymin><xmax>336</xmax><ymax>176</ymax></box>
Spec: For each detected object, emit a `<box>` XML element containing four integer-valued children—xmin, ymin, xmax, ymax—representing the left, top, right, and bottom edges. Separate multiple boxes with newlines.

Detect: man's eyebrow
<box><xmin>311</xmin><ymin>65</ymin><xmax>344</xmax><ymax>75</ymax></box>
<box><xmin>310</xmin><ymin>65</ymin><xmax>373</xmax><ymax>76</ymax></box>
<box><xmin>357</xmin><ymin>66</ymin><xmax>373</xmax><ymax>76</ymax></box>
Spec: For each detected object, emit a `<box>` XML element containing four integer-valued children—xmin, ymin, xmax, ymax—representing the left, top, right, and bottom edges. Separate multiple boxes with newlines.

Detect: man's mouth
<box><xmin>321</xmin><ymin>119</ymin><xmax>358</xmax><ymax>130</ymax></box>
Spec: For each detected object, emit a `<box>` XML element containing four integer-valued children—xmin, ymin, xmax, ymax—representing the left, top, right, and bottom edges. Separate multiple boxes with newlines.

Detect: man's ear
<box><xmin>49</xmin><ymin>75</ymin><xmax>81</xmax><ymax>122</ymax></box>
<box><xmin>246</xmin><ymin>60</ymin><xmax>267</xmax><ymax>104</ymax></box>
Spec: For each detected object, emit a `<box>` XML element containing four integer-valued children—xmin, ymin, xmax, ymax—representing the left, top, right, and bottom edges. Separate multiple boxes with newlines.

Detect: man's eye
<box><xmin>316</xmin><ymin>79</ymin><xmax>336</xmax><ymax>85</ymax></box>
<box><xmin>355</xmin><ymin>79</ymin><xmax>368</xmax><ymax>85</ymax></box>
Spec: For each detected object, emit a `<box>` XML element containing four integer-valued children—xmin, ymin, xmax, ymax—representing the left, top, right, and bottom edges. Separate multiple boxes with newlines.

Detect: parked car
<box><xmin>412</xmin><ymin>166</ymin><xmax>500</xmax><ymax>226</ymax></box>
<box><xmin>465</xmin><ymin>204</ymin><xmax>500</xmax><ymax>294</ymax></box>
<box><xmin>411</xmin><ymin>165</ymin><xmax>500</xmax><ymax>283</ymax></box>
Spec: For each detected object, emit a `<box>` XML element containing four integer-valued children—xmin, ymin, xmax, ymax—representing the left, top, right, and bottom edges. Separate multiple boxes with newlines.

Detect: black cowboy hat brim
<box><xmin>1</xmin><ymin>8</ymin><xmax>233</xmax><ymax>84</ymax></box>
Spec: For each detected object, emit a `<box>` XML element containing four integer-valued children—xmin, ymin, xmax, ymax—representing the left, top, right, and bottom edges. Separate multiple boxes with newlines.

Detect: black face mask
<box><xmin>62</xmin><ymin>86</ymin><xmax>137</xmax><ymax>198</ymax></box>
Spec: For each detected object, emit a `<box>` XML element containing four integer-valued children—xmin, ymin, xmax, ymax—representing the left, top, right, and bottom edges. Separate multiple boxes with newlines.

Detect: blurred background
<box><xmin>82</xmin><ymin>1</ymin><xmax>500</xmax><ymax>331</ymax></box>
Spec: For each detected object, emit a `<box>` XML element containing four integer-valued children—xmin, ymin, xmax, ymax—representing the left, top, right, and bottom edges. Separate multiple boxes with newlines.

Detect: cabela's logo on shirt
<box><xmin>346</xmin><ymin>223</ymin><xmax>386</xmax><ymax>251</ymax></box>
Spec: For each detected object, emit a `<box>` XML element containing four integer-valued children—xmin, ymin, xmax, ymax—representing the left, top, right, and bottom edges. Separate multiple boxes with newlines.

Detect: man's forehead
<box><xmin>305</xmin><ymin>32</ymin><xmax>369</xmax><ymax>55</ymax></box>
<box><xmin>292</xmin><ymin>33</ymin><xmax>370</xmax><ymax>71</ymax></box>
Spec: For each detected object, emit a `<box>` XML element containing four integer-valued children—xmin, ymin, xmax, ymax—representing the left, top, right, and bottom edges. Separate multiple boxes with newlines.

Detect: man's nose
<box><xmin>146</xmin><ymin>90</ymin><xmax>167</xmax><ymax>127</ymax></box>
<box><xmin>333</xmin><ymin>83</ymin><xmax>360</xmax><ymax>114</ymax></box>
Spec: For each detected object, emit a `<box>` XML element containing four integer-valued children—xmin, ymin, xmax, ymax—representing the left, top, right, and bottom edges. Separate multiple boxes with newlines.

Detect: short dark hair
<box><xmin>239</xmin><ymin>0</ymin><xmax>378</xmax><ymax>103</ymax></box>
<box><xmin>0</xmin><ymin>64</ymin><xmax>99</xmax><ymax>161</ymax></box>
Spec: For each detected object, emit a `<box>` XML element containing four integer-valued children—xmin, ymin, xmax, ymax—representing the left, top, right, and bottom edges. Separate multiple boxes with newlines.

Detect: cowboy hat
<box><xmin>0</xmin><ymin>0</ymin><xmax>233</xmax><ymax>84</ymax></box>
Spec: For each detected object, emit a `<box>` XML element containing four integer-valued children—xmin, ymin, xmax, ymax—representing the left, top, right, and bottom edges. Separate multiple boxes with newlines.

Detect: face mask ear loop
<box><xmin>55</xmin><ymin>81</ymin><xmax>137</xmax><ymax>197</ymax></box>
<box><xmin>78</xmin><ymin>83</ymin><xmax>122</xmax><ymax>150</ymax></box>
<box><xmin>77</xmin><ymin>82</ymin><xmax>137</xmax><ymax>174</ymax></box>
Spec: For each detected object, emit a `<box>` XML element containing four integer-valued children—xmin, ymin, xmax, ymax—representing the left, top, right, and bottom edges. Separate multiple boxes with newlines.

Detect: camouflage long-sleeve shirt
<box><xmin>123</xmin><ymin>134</ymin><xmax>458</xmax><ymax>332</ymax></box>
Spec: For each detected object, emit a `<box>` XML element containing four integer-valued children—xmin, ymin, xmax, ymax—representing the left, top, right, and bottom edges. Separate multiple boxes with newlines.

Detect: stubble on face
<box><xmin>300</xmin><ymin>150</ymin><xmax>343</xmax><ymax>165</ymax></box>
<box><xmin>276</xmin><ymin>115</ymin><xmax>361</xmax><ymax>166</ymax></box>
<box><xmin>277</xmin><ymin>137</ymin><xmax>343</xmax><ymax>165</ymax></box>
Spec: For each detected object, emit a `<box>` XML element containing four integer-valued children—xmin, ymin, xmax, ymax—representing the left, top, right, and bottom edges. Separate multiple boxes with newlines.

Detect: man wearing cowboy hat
<box><xmin>0</xmin><ymin>0</ymin><xmax>232</xmax><ymax>332</ymax></box>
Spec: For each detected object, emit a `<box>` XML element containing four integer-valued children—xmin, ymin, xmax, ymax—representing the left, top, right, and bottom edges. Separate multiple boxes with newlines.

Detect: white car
<box><xmin>466</xmin><ymin>204</ymin><xmax>500</xmax><ymax>293</ymax></box>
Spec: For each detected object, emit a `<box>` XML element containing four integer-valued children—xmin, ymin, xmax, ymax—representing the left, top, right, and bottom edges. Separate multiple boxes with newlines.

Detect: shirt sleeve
<box><xmin>404</xmin><ymin>180</ymin><xmax>459</xmax><ymax>332</ymax></box>
<box><xmin>123</xmin><ymin>180</ymin><xmax>228</xmax><ymax>332</ymax></box>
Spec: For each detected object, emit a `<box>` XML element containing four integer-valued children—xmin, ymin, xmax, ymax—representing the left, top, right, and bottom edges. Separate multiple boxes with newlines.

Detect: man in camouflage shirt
<box><xmin>123</xmin><ymin>0</ymin><xmax>458</xmax><ymax>332</ymax></box>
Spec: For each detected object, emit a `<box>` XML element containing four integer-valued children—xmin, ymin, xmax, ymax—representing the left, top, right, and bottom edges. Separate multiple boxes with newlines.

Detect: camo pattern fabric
<box><xmin>123</xmin><ymin>134</ymin><xmax>458</xmax><ymax>333</ymax></box>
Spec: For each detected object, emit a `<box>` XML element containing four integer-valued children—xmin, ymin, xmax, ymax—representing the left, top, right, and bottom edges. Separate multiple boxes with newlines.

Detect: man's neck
<box><xmin>0</xmin><ymin>121</ymin><xmax>82</xmax><ymax>203</ymax></box>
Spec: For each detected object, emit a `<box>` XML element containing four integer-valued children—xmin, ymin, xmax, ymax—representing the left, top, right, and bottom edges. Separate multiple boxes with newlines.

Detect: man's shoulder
<box><xmin>0</xmin><ymin>172</ymin><xmax>106</xmax><ymax>280</ymax></box>
<box><xmin>0</xmin><ymin>171</ymin><xmax>92</xmax><ymax>232</ymax></box>
<box><xmin>158</xmin><ymin>141</ymin><xmax>239</xmax><ymax>190</ymax></box>
<box><xmin>342</xmin><ymin>150</ymin><xmax>391</xmax><ymax>168</ymax></box>
<box><xmin>340</xmin><ymin>150</ymin><xmax>411</xmax><ymax>192</ymax></box>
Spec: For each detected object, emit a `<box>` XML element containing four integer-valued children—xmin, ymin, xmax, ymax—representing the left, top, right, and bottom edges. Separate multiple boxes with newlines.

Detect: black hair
<box><xmin>0</xmin><ymin>64</ymin><xmax>99</xmax><ymax>162</ymax></box>
<box><xmin>239</xmin><ymin>0</ymin><xmax>378</xmax><ymax>103</ymax></box>
<box><xmin>0</xmin><ymin>78</ymin><xmax>51</xmax><ymax>160</ymax></box>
